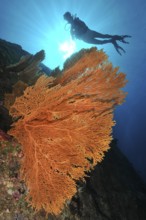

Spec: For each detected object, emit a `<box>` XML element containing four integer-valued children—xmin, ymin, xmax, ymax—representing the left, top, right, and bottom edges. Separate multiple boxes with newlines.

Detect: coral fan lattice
<box><xmin>9</xmin><ymin>48</ymin><xmax>127</xmax><ymax>214</ymax></box>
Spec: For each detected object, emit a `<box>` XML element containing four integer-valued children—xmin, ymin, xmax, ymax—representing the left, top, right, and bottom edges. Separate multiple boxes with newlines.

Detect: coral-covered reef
<box><xmin>0</xmin><ymin>39</ymin><xmax>146</xmax><ymax>219</ymax></box>
<box><xmin>9</xmin><ymin>48</ymin><xmax>127</xmax><ymax>214</ymax></box>
<box><xmin>0</xmin><ymin>39</ymin><xmax>51</xmax><ymax>73</ymax></box>
<box><xmin>0</xmin><ymin>46</ymin><xmax>49</xmax><ymax>131</ymax></box>
<box><xmin>0</xmin><ymin>136</ymin><xmax>146</xmax><ymax>220</ymax></box>
<box><xmin>0</xmin><ymin>39</ymin><xmax>51</xmax><ymax>103</ymax></box>
<box><xmin>3</xmin><ymin>50</ymin><xmax>45</xmax><ymax>110</ymax></box>
<box><xmin>0</xmin><ymin>38</ymin><xmax>53</xmax><ymax>131</ymax></box>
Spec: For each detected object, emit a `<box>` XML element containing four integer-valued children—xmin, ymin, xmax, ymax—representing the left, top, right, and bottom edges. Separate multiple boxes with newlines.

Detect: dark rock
<box><xmin>0</xmin><ymin>105</ymin><xmax>12</xmax><ymax>131</ymax></box>
<box><xmin>0</xmin><ymin>39</ymin><xmax>29</xmax><ymax>67</ymax></box>
<box><xmin>48</xmin><ymin>141</ymin><xmax>146</xmax><ymax>220</ymax></box>
<box><xmin>0</xmin><ymin>38</ymin><xmax>51</xmax><ymax>75</ymax></box>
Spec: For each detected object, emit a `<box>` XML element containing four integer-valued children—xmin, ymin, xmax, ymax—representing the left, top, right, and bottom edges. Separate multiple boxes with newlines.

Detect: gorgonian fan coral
<box><xmin>9</xmin><ymin>48</ymin><xmax>127</xmax><ymax>214</ymax></box>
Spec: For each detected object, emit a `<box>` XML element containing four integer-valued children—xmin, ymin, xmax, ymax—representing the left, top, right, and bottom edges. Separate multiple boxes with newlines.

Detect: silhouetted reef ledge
<box><xmin>0</xmin><ymin>38</ymin><xmax>51</xmax><ymax>75</ymax></box>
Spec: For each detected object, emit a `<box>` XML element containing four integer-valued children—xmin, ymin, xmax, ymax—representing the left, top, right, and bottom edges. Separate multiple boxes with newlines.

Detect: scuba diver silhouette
<box><xmin>63</xmin><ymin>12</ymin><xmax>131</xmax><ymax>55</ymax></box>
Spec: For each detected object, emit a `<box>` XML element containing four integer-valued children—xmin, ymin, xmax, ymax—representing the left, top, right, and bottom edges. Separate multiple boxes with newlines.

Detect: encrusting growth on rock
<box><xmin>4</xmin><ymin>80</ymin><xmax>28</xmax><ymax>110</ymax></box>
<box><xmin>9</xmin><ymin>48</ymin><xmax>127</xmax><ymax>215</ymax></box>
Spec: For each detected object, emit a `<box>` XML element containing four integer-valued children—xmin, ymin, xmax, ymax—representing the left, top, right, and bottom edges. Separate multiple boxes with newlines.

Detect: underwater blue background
<box><xmin>0</xmin><ymin>0</ymin><xmax>146</xmax><ymax>181</ymax></box>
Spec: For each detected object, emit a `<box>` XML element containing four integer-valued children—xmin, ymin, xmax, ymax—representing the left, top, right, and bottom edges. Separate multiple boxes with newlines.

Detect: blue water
<box><xmin>0</xmin><ymin>0</ymin><xmax>146</xmax><ymax>181</ymax></box>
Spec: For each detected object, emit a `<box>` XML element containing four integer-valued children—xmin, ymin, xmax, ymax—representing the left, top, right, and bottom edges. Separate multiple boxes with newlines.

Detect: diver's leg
<box><xmin>90</xmin><ymin>30</ymin><xmax>113</xmax><ymax>39</ymax></box>
<box><xmin>83</xmin><ymin>38</ymin><xmax>113</xmax><ymax>45</ymax></box>
<box><xmin>90</xmin><ymin>31</ymin><xmax>132</xmax><ymax>44</ymax></box>
<box><xmin>81</xmin><ymin>30</ymin><xmax>113</xmax><ymax>44</ymax></box>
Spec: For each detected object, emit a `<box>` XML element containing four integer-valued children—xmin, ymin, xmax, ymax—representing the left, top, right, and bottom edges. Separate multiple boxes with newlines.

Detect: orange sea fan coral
<box><xmin>9</xmin><ymin>48</ymin><xmax>127</xmax><ymax>215</ymax></box>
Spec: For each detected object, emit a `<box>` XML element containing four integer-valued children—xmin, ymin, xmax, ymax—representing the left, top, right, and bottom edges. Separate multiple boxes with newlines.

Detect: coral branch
<box><xmin>9</xmin><ymin>48</ymin><xmax>127</xmax><ymax>214</ymax></box>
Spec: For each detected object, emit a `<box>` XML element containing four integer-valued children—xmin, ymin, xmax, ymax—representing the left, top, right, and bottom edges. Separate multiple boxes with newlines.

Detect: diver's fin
<box><xmin>112</xmin><ymin>40</ymin><xmax>126</xmax><ymax>55</ymax></box>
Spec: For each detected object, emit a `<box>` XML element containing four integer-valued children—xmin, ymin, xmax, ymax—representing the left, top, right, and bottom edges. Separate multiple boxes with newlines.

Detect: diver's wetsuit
<box><xmin>64</xmin><ymin>12</ymin><xmax>131</xmax><ymax>55</ymax></box>
<box><xmin>70</xmin><ymin>17</ymin><xmax>116</xmax><ymax>45</ymax></box>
